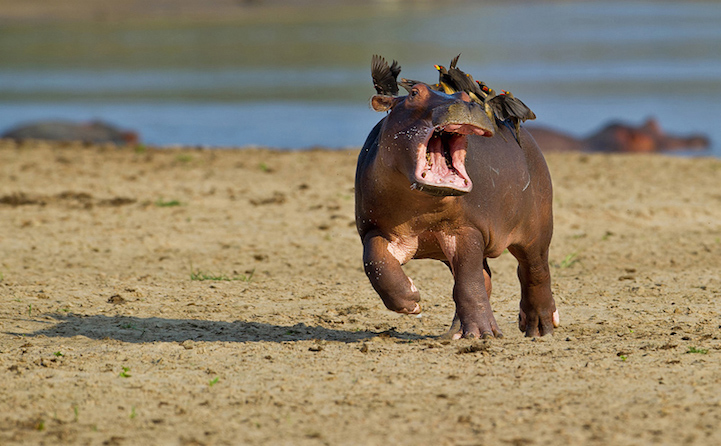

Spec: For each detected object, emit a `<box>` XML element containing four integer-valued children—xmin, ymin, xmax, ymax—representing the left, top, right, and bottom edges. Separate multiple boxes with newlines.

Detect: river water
<box><xmin>1</xmin><ymin>1</ymin><xmax>720</xmax><ymax>155</ymax></box>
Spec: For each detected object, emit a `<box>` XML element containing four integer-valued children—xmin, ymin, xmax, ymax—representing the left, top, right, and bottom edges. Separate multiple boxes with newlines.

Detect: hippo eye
<box><xmin>410</xmin><ymin>89</ymin><xmax>419</xmax><ymax>97</ymax></box>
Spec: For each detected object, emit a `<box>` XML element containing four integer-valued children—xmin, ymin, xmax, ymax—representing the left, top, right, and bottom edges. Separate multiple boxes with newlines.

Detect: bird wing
<box><xmin>449</xmin><ymin>53</ymin><xmax>461</xmax><ymax>69</ymax></box>
<box><xmin>448</xmin><ymin>68</ymin><xmax>482</xmax><ymax>98</ymax></box>
<box><xmin>504</xmin><ymin>96</ymin><xmax>536</xmax><ymax>121</ymax></box>
<box><xmin>371</xmin><ymin>55</ymin><xmax>401</xmax><ymax>96</ymax></box>
<box><xmin>488</xmin><ymin>95</ymin><xmax>511</xmax><ymax>121</ymax></box>
<box><xmin>389</xmin><ymin>59</ymin><xmax>401</xmax><ymax>80</ymax></box>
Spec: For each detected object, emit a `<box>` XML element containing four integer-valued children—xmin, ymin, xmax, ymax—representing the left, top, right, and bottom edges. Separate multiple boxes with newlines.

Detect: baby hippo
<box><xmin>355</xmin><ymin>83</ymin><xmax>559</xmax><ymax>338</ymax></box>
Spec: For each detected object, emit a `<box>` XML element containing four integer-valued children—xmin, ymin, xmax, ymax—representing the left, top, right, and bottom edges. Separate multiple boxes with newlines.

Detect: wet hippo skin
<box><xmin>355</xmin><ymin>84</ymin><xmax>559</xmax><ymax>338</ymax></box>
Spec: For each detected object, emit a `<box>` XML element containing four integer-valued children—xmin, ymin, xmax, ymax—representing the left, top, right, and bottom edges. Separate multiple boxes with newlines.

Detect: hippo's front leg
<box><xmin>362</xmin><ymin>232</ymin><xmax>421</xmax><ymax>314</ymax></box>
<box><xmin>445</xmin><ymin>259</ymin><xmax>494</xmax><ymax>338</ymax></box>
<box><xmin>449</xmin><ymin>247</ymin><xmax>502</xmax><ymax>339</ymax></box>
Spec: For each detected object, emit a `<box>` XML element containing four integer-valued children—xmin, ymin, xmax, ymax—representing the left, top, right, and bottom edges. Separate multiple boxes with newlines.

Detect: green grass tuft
<box><xmin>554</xmin><ymin>252</ymin><xmax>579</xmax><ymax>269</ymax></box>
<box><xmin>560</xmin><ymin>252</ymin><xmax>578</xmax><ymax>268</ymax></box>
<box><xmin>155</xmin><ymin>199</ymin><xmax>182</xmax><ymax>207</ymax></box>
<box><xmin>190</xmin><ymin>268</ymin><xmax>254</xmax><ymax>282</ymax></box>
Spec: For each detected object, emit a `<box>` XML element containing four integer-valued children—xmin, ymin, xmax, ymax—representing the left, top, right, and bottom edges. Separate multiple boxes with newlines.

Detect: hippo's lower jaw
<box><xmin>411</xmin><ymin>124</ymin><xmax>487</xmax><ymax>196</ymax></box>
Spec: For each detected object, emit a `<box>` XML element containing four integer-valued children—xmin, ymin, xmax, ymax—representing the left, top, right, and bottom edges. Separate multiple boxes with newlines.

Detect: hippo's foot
<box><xmin>442</xmin><ymin>312</ymin><xmax>503</xmax><ymax>340</ymax></box>
<box><xmin>394</xmin><ymin>302</ymin><xmax>422</xmax><ymax>315</ymax></box>
<box><xmin>518</xmin><ymin>307</ymin><xmax>560</xmax><ymax>337</ymax></box>
<box><xmin>363</xmin><ymin>234</ymin><xmax>422</xmax><ymax>315</ymax></box>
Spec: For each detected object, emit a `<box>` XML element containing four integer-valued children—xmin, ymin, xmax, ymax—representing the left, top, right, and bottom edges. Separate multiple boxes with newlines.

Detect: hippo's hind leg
<box><xmin>362</xmin><ymin>232</ymin><xmax>421</xmax><ymax>314</ymax></box>
<box><xmin>509</xmin><ymin>244</ymin><xmax>559</xmax><ymax>337</ymax></box>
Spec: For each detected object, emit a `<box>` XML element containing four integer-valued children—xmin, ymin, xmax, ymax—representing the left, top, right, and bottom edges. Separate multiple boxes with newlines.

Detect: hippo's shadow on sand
<box><xmin>18</xmin><ymin>313</ymin><xmax>428</xmax><ymax>344</ymax></box>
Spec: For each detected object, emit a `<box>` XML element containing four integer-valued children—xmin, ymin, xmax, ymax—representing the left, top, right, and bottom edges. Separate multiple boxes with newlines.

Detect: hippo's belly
<box><xmin>385</xmin><ymin>229</ymin><xmax>466</xmax><ymax>265</ymax></box>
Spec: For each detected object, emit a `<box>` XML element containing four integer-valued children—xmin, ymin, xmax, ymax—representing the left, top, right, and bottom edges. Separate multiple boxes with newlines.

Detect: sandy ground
<box><xmin>1</xmin><ymin>139</ymin><xmax>721</xmax><ymax>445</ymax></box>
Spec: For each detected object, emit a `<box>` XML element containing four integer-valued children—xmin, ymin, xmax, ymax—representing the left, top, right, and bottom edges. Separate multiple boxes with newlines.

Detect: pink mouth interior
<box><xmin>414</xmin><ymin>124</ymin><xmax>488</xmax><ymax>194</ymax></box>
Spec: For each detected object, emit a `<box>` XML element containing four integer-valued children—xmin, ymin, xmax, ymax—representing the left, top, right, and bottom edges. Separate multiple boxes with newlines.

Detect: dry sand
<box><xmin>1</xmin><ymin>139</ymin><xmax>720</xmax><ymax>445</ymax></box>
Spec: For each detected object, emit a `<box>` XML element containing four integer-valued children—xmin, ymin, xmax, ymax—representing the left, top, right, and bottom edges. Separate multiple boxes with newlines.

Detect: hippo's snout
<box><xmin>432</xmin><ymin>100</ymin><xmax>494</xmax><ymax>136</ymax></box>
<box><xmin>406</xmin><ymin>99</ymin><xmax>495</xmax><ymax>197</ymax></box>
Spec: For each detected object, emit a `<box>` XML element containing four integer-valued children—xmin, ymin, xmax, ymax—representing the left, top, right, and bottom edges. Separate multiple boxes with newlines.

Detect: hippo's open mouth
<box><xmin>411</xmin><ymin>124</ymin><xmax>488</xmax><ymax>196</ymax></box>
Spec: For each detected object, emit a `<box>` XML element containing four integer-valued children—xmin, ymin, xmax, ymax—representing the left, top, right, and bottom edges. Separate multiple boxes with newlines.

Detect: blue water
<box><xmin>1</xmin><ymin>1</ymin><xmax>720</xmax><ymax>155</ymax></box>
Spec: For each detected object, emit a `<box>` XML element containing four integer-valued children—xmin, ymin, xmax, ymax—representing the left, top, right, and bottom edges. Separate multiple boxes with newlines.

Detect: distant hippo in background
<box><xmin>2</xmin><ymin>120</ymin><xmax>139</xmax><ymax>145</ymax></box>
<box><xmin>527</xmin><ymin>118</ymin><xmax>710</xmax><ymax>153</ymax></box>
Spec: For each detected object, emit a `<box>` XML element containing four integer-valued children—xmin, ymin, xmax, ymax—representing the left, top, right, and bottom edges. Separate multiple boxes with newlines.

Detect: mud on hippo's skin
<box><xmin>356</xmin><ymin>80</ymin><xmax>558</xmax><ymax>338</ymax></box>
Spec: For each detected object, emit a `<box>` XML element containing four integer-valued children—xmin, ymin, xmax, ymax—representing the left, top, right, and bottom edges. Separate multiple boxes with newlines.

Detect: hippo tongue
<box><xmin>427</xmin><ymin>135</ymin><xmax>452</xmax><ymax>178</ymax></box>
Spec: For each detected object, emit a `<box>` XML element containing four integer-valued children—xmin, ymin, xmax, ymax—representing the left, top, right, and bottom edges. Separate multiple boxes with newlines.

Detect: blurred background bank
<box><xmin>0</xmin><ymin>0</ymin><xmax>719</xmax><ymax>154</ymax></box>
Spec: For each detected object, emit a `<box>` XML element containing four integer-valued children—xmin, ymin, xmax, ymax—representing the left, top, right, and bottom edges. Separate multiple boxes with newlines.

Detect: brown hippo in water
<box><xmin>527</xmin><ymin>118</ymin><xmax>709</xmax><ymax>153</ymax></box>
<box><xmin>355</xmin><ymin>83</ymin><xmax>558</xmax><ymax>338</ymax></box>
<box><xmin>2</xmin><ymin>120</ymin><xmax>139</xmax><ymax>145</ymax></box>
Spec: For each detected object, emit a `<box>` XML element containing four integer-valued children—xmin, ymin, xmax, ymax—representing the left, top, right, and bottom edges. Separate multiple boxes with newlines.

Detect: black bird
<box><xmin>476</xmin><ymin>80</ymin><xmax>495</xmax><ymax>99</ymax></box>
<box><xmin>371</xmin><ymin>55</ymin><xmax>401</xmax><ymax>96</ymax></box>
<box><xmin>399</xmin><ymin>78</ymin><xmax>432</xmax><ymax>93</ymax></box>
<box><xmin>434</xmin><ymin>53</ymin><xmax>462</xmax><ymax>94</ymax></box>
<box><xmin>433</xmin><ymin>64</ymin><xmax>456</xmax><ymax>94</ymax></box>
<box><xmin>440</xmin><ymin>55</ymin><xmax>500</xmax><ymax>129</ymax></box>
<box><xmin>488</xmin><ymin>90</ymin><xmax>536</xmax><ymax>142</ymax></box>
<box><xmin>447</xmin><ymin>65</ymin><xmax>484</xmax><ymax>103</ymax></box>
<box><xmin>473</xmin><ymin>80</ymin><xmax>501</xmax><ymax>126</ymax></box>
<box><xmin>441</xmin><ymin>54</ymin><xmax>492</xmax><ymax>107</ymax></box>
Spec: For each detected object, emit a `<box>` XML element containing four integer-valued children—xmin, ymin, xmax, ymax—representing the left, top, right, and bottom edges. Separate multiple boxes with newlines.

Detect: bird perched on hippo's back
<box><xmin>476</xmin><ymin>80</ymin><xmax>495</xmax><ymax>100</ymax></box>
<box><xmin>434</xmin><ymin>53</ymin><xmax>462</xmax><ymax>94</ymax></box>
<box><xmin>433</xmin><ymin>55</ymin><xmax>537</xmax><ymax>144</ymax></box>
<box><xmin>488</xmin><ymin>90</ymin><xmax>537</xmax><ymax>142</ymax></box>
<box><xmin>435</xmin><ymin>54</ymin><xmax>488</xmax><ymax>104</ymax></box>
<box><xmin>435</xmin><ymin>54</ymin><xmax>503</xmax><ymax>132</ymax></box>
<box><xmin>444</xmin><ymin>56</ymin><xmax>501</xmax><ymax>125</ymax></box>
<box><xmin>398</xmin><ymin>78</ymin><xmax>430</xmax><ymax>94</ymax></box>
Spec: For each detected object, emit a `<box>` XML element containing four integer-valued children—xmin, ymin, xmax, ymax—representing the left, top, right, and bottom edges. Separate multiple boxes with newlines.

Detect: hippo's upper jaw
<box><xmin>411</xmin><ymin>123</ymin><xmax>488</xmax><ymax>196</ymax></box>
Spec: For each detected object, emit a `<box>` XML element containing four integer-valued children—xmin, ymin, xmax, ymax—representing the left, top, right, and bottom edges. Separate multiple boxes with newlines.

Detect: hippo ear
<box><xmin>370</xmin><ymin>95</ymin><xmax>396</xmax><ymax>112</ymax></box>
